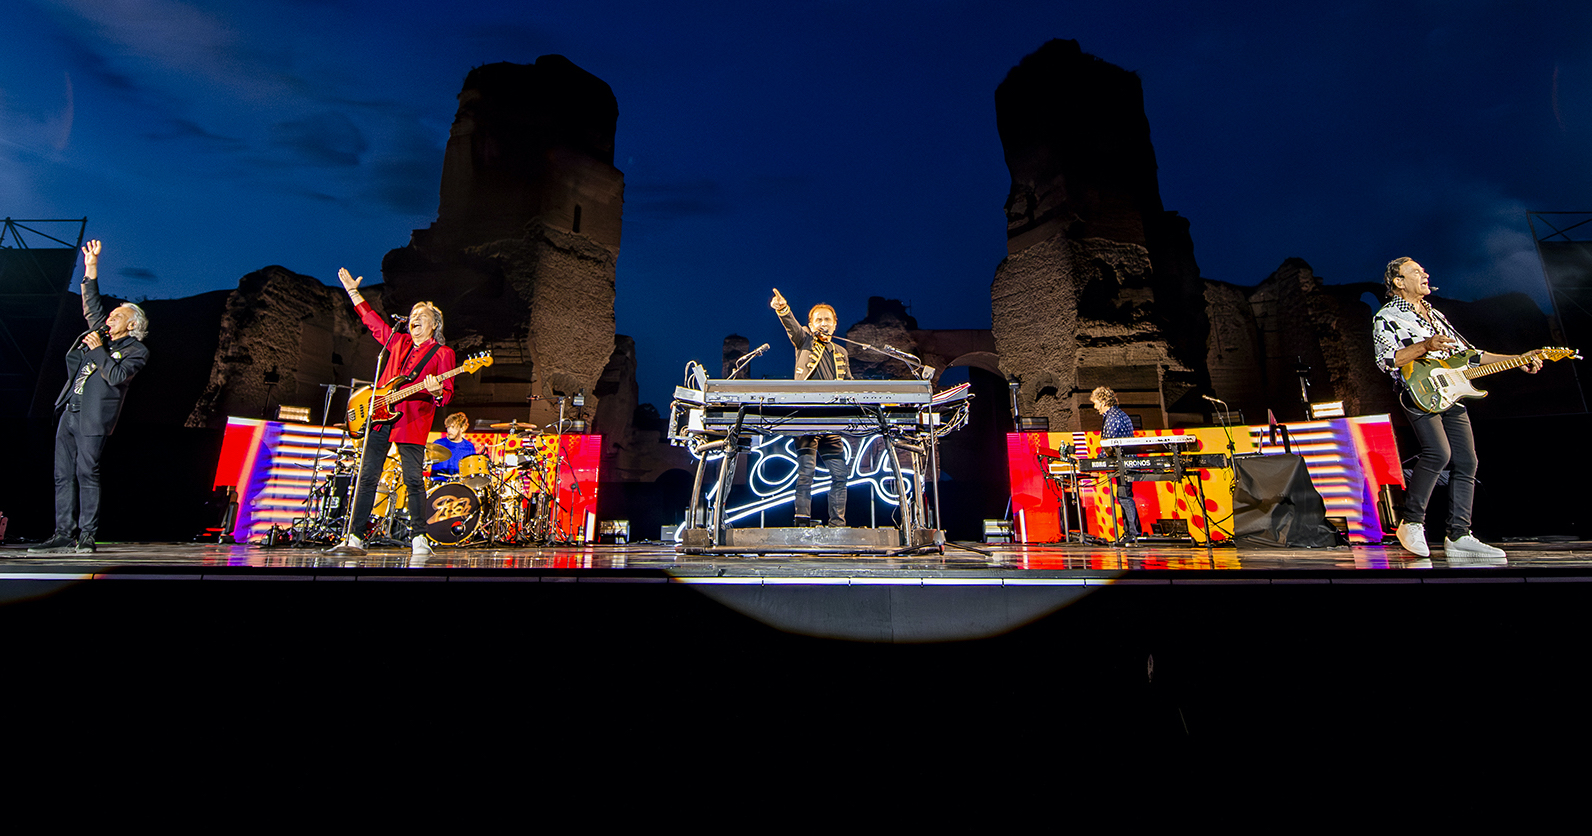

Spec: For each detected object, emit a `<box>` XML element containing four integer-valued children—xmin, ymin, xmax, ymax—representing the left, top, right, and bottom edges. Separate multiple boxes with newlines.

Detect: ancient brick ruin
<box><xmin>991</xmin><ymin>39</ymin><xmax>1210</xmax><ymax>433</ymax></box>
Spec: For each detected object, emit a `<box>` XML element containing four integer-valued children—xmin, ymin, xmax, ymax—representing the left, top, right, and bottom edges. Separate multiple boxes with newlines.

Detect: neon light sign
<box><xmin>697</xmin><ymin>434</ymin><xmax>919</xmax><ymax>524</ymax></box>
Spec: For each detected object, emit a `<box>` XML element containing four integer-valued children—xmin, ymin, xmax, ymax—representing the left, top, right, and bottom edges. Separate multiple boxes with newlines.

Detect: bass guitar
<box><xmin>346</xmin><ymin>352</ymin><xmax>493</xmax><ymax>438</ymax></box>
<box><xmin>1401</xmin><ymin>347</ymin><xmax>1578</xmax><ymax>413</ymax></box>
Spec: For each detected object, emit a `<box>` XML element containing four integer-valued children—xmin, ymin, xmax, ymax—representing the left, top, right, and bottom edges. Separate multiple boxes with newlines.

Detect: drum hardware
<box><xmin>288</xmin><ymin>409</ymin><xmax>357</xmax><ymax>546</ymax></box>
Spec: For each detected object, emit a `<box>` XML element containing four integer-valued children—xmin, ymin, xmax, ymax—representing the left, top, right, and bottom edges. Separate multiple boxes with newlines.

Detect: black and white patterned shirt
<box><xmin>1101</xmin><ymin>406</ymin><xmax>1135</xmax><ymax>439</ymax></box>
<box><xmin>1371</xmin><ymin>296</ymin><xmax>1475</xmax><ymax>384</ymax></box>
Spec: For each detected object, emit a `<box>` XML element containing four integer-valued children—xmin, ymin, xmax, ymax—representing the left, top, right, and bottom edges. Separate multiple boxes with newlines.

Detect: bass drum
<box><xmin>321</xmin><ymin>473</ymin><xmax>354</xmax><ymax>522</ymax></box>
<box><xmin>424</xmin><ymin>482</ymin><xmax>483</xmax><ymax>546</ymax></box>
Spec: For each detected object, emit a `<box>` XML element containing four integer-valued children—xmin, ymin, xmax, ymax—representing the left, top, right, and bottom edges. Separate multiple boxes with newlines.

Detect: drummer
<box><xmin>430</xmin><ymin>411</ymin><xmax>478</xmax><ymax>482</ymax></box>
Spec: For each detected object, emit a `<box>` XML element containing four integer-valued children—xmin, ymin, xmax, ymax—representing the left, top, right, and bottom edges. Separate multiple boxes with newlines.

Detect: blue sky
<box><xmin>5</xmin><ymin>0</ymin><xmax>1590</xmax><ymax>406</ymax></box>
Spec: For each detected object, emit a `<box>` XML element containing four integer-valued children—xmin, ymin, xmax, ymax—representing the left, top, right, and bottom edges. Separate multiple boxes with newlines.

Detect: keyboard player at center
<box><xmin>1089</xmin><ymin>386</ymin><xmax>1140</xmax><ymax>545</ymax></box>
<box><xmin>771</xmin><ymin>287</ymin><xmax>851</xmax><ymax>527</ymax></box>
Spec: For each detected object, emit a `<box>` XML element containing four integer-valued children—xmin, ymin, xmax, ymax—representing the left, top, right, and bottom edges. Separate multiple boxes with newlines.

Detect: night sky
<box><xmin>5</xmin><ymin>1</ymin><xmax>1590</xmax><ymax>410</ymax></box>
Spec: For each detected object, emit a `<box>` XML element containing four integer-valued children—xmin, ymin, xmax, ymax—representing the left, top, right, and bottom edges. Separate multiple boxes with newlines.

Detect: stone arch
<box><xmin>944</xmin><ymin>350</ymin><xmax>1003</xmax><ymax>379</ymax></box>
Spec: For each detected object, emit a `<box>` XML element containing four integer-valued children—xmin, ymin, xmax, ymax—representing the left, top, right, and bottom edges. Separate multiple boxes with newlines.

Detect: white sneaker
<box><xmin>325</xmin><ymin>534</ymin><xmax>366</xmax><ymax>555</ymax></box>
<box><xmin>1444</xmin><ymin>534</ymin><xmax>1506</xmax><ymax>559</ymax></box>
<box><xmin>411</xmin><ymin>535</ymin><xmax>434</xmax><ymax>557</ymax></box>
<box><xmin>1395</xmin><ymin>522</ymin><xmax>1429</xmax><ymax>557</ymax></box>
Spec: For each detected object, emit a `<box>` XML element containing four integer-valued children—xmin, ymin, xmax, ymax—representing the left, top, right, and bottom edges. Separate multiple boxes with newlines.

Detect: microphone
<box><xmin>391</xmin><ymin>314</ymin><xmax>409</xmax><ymax>332</ymax></box>
<box><xmin>745</xmin><ymin>343</ymin><xmax>771</xmax><ymax>359</ymax></box>
<box><xmin>1201</xmin><ymin>394</ymin><xmax>1227</xmax><ymax>405</ymax></box>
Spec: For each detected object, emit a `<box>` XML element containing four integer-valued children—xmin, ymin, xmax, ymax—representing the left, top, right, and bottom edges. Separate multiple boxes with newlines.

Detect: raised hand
<box><xmin>338</xmin><ymin>268</ymin><xmax>362</xmax><ymax>292</ymax></box>
<box><xmin>770</xmin><ymin>287</ymin><xmax>787</xmax><ymax>312</ymax></box>
<box><xmin>81</xmin><ymin>239</ymin><xmax>101</xmax><ymax>280</ymax></box>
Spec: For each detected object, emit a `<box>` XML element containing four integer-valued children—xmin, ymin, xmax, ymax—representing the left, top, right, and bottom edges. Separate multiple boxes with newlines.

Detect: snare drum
<box><xmin>424</xmin><ymin>482</ymin><xmax>482</xmax><ymax>546</ymax></box>
<box><xmin>457</xmin><ymin>454</ymin><xmax>491</xmax><ymax>490</ymax></box>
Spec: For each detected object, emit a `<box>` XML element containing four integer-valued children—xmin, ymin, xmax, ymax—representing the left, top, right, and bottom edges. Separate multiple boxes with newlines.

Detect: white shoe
<box><xmin>325</xmin><ymin>535</ymin><xmax>366</xmax><ymax>555</ymax></box>
<box><xmin>411</xmin><ymin>535</ymin><xmax>434</xmax><ymax>557</ymax></box>
<box><xmin>1444</xmin><ymin>534</ymin><xmax>1505</xmax><ymax>559</ymax></box>
<box><xmin>1395</xmin><ymin>522</ymin><xmax>1429</xmax><ymax>557</ymax></box>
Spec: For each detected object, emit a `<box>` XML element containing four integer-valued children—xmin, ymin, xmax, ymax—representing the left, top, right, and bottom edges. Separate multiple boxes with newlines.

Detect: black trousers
<box><xmin>53</xmin><ymin>409</ymin><xmax>109</xmax><ymax>537</ymax></box>
<box><xmin>1115</xmin><ymin>475</ymin><xmax>1141</xmax><ymax>540</ymax></box>
<box><xmin>794</xmin><ymin>434</ymin><xmax>847</xmax><ymax>524</ymax></box>
<box><xmin>1400</xmin><ymin>399</ymin><xmax>1478</xmax><ymax>539</ymax></box>
<box><xmin>346</xmin><ymin>423</ymin><xmax>428</xmax><ymax>539</ymax></box>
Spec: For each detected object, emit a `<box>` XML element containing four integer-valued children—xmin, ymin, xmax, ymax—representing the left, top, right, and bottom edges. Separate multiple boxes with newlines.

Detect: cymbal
<box><xmin>425</xmin><ymin>442</ymin><xmax>452</xmax><ymax>462</ymax></box>
<box><xmin>488</xmin><ymin>420</ymin><xmax>538</xmax><ymax>432</ymax></box>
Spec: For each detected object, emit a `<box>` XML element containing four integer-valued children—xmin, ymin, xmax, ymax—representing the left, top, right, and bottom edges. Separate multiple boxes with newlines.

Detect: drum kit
<box><xmin>295</xmin><ymin>419</ymin><xmax>582</xmax><ymax>548</ymax></box>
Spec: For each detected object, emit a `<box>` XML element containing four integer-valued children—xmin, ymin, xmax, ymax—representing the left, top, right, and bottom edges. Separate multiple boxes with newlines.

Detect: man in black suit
<box><xmin>30</xmin><ymin>240</ymin><xmax>150</xmax><ymax>554</ymax></box>
<box><xmin>770</xmin><ymin>287</ymin><xmax>851</xmax><ymax>527</ymax></box>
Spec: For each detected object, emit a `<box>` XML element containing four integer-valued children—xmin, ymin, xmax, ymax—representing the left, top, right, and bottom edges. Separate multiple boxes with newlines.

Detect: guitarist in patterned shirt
<box><xmin>1371</xmin><ymin>257</ymin><xmax>1540</xmax><ymax>560</ymax></box>
<box><xmin>329</xmin><ymin>267</ymin><xmax>456</xmax><ymax>557</ymax></box>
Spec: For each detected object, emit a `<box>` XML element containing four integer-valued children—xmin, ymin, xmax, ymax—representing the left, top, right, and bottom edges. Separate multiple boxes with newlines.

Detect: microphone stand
<box><xmin>830</xmin><ymin>335</ymin><xmax>936</xmax><ymax>380</ymax></box>
<box><xmin>295</xmin><ymin>382</ymin><xmax>353</xmax><ymax>545</ymax></box>
<box><xmin>550</xmin><ymin>394</ymin><xmax>571</xmax><ymax>543</ymax></box>
<box><xmin>726</xmin><ymin>345</ymin><xmax>769</xmax><ymax>380</ymax></box>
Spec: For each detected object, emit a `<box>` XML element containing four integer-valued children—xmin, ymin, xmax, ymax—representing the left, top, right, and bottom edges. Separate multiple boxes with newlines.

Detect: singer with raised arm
<box><xmin>330</xmin><ymin>267</ymin><xmax>456</xmax><ymax>556</ymax></box>
<box><xmin>30</xmin><ymin>240</ymin><xmax>150</xmax><ymax>555</ymax></box>
<box><xmin>771</xmin><ymin>287</ymin><xmax>851</xmax><ymax>527</ymax></box>
<box><xmin>1373</xmin><ymin>257</ymin><xmax>1541</xmax><ymax>560</ymax></box>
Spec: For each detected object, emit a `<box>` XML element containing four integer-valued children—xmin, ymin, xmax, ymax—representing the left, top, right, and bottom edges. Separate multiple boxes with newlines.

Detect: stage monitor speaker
<box><xmin>1232</xmin><ymin>455</ymin><xmax>1338</xmax><ymax>548</ymax></box>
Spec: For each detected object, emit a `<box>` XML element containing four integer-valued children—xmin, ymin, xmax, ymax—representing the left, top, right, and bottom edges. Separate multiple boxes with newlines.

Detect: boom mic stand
<box><xmin>726</xmin><ymin>343</ymin><xmax>770</xmax><ymax>380</ymax></box>
<box><xmin>292</xmin><ymin>382</ymin><xmax>354</xmax><ymax>545</ymax></box>
<box><xmin>829</xmin><ymin>335</ymin><xmax>936</xmax><ymax>381</ymax></box>
<box><xmin>525</xmin><ymin>391</ymin><xmax>587</xmax><ymax>544</ymax></box>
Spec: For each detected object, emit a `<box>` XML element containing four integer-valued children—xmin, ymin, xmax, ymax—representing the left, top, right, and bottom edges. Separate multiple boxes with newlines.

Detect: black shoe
<box><xmin>826</xmin><ymin>520</ymin><xmax>848</xmax><ymax>528</ymax></box>
<box><xmin>27</xmin><ymin>533</ymin><xmax>75</xmax><ymax>554</ymax></box>
<box><xmin>74</xmin><ymin>533</ymin><xmax>97</xmax><ymax>554</ymax></box>
<box><xmin>795</xmin><ymin>516</ymin><xmax>820</xmax><ymax>528</ymax></box>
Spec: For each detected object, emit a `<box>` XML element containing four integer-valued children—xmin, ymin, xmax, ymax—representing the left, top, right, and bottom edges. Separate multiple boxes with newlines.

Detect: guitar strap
<box><xmin>395</xmin><ymin>342</ymin><xmax>443</xmax><ymax>387</ymax></box>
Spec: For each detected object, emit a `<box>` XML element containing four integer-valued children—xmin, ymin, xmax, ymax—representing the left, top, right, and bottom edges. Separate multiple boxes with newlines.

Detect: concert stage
<box><xmin>6</xmin><ymin>537</ymin><xmax>1592</xmax><ymax>574</ymax></box>
<box><xmin>7</xmin><ymin>537</ymin><xmax>1591</xmax><ymax>750</ymax></box>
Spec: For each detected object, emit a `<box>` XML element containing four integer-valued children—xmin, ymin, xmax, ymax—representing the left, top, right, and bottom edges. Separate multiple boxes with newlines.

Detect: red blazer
<box><xmin>357</xmin><ymin>301</ymin><xmax>455</xmax><ymax>445</ymax></box>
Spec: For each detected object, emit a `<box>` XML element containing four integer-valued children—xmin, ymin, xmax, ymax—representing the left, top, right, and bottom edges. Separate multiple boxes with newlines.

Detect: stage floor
<box><xmin>5</xmin><ymin>537</ymin><xmax>1592</xmax><ymax>577</ymax></box>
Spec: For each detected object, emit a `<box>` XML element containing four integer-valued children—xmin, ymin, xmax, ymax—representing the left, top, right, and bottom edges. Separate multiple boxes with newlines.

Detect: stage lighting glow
<box><xmin>695</xmin><ymin>433</ymin><xmax>921</xmax><ymax>525</ymax></box>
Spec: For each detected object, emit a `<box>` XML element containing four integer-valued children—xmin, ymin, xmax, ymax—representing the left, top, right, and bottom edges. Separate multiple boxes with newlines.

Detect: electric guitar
<box><xmin>1401</xmin><ymin>347</ymin><xmax>1578</xmax><ymax>413</ymax></box>
<box><xmin>346</xmin><ymin>352</ymin><xmax>493</xmax><ymax>438</ymax></box>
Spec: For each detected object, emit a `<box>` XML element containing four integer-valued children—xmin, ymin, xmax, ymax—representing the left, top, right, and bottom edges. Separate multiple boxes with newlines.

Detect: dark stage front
<box><xmin>6</xmin><ymin>539</ymin><xmax>1592</xmax><ymax>749</ymax></box>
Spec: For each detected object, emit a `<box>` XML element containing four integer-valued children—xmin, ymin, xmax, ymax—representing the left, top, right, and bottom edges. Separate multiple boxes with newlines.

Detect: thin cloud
<box><xmin>364</xmin><ymin>155</ymin><xmax>442</xmax><ymax>216</ymax></box>
<box><xmin>624</xmin><ymin>177</ymin><xmax>732</xmax><ymax>221</ymax></box>
<box><xmin>268</xmin><ymin>111</ymin><xmax>368</xmax><ymax>167</ymax></box>
<box><xmin>142</xmin><ymin>117</ymin><xmax>246</xmax><ymax>150</ymax></box>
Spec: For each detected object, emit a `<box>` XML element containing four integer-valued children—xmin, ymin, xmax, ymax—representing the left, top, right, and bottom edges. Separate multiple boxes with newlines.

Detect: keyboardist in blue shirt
<box><xmin>1090</xmin><ymin>386</ymin><xmax>1140</xmax><ymax>545</ymax></box>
